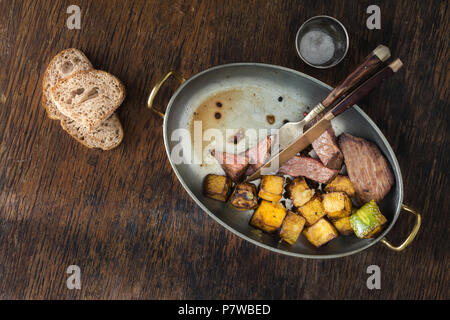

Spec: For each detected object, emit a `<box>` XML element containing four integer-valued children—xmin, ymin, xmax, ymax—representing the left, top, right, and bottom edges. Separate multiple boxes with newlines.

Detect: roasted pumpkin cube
<box><xmin>250</xmin><ymin>200</ymin><xmax>286</xmax><ymax>233</ymax></box>
<box><xmin>279</xmin><ymin>211</ymin><xmax>306</xmax><ymax>245</ymax></box>
<box><xmin>258</xmin><ymin>175</ymin><xmax>284</xmax><ymax>202</ymax></box>
<box><xmin>303</xmin><ymin>218</ymin><xmax>338</xmax><ymax>247</ymax></box>
<box><xmin>298</xmin><ymin>193</ymin><xmax>326</xmax><ymax>226</ymax></box>
<box><xmin>324</xmin><ymin>175</ymin><xmax>355</xmax><ymax>197</ymax></box>
<box><xmin>228</xmin><ymin>182</ymin><xmax>258</xmax><ymax>210</ymax></box>
<box><xmin>203</xmin><ymin>174</ymin><xmax>232</xmax><ymax>202</ymax></box>
<box><xmin>332</xmin><ymin>217</ymin><xmax>354</xmax><ymax>236</ymax></box>
<box><xmin>288</xmin><ymin>177</ymin><xmax>315</xmax><ymax>207</ymax></box>
<box><xmin>350</xmin><ymin>200</ymin><xmax>387</xmax><ymax>238</ymax></box>
<box><xmin>322</xmin><ymin>192</ymin><xmax>352</xmax><ymax>220</ymax></box>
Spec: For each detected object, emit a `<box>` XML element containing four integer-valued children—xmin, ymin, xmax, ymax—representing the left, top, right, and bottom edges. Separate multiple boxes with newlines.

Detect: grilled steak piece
<box><xmin>338</xmin><ymin>133</ymin><xmax>394</xmax><ymax>204</ymax></box>
<box><xmin>278</xmin><ymin>156</ymin><xmax>339</xmax><ymax>184</ymax></box>
<box><xmin>312</xmin><ymin>127</ymin><xmax>344</xmax><ymax>170</ymax></box>
<box><xmin>245</xmin><ymin>136</ymin><xmax>272</xmax><ymax>176</ymax></box>
<box><xmin>212</xmin><ymin>150</ymin><xmax>249</xmax><ymax>182</ymax></box>
<box><xmin>303</xmin><ymin>106</ymin><xmax>344</xmax><ymax>170</ymax></box>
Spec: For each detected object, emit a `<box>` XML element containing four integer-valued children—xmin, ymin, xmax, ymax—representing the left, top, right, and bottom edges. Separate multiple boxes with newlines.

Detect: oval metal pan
<box><xmin>162</xmin><ymin>63</ymin><xmax>403</xmax><ymax>259</ymax></box>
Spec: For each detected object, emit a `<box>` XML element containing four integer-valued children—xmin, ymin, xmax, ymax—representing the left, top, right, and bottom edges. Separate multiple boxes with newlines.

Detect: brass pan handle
<box><xmin>147</xmin><ymin>71</ymin><xmax>186</xmax><ymax>118</ymax></box>
<box><xmin>380</xmin><ymin>204</ymin><xmax>421</xmax><ymax>252</ymax></box>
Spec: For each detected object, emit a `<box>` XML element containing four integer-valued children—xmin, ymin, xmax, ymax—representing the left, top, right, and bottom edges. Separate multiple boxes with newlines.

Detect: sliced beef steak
<box><xmin>278</xmin><ymin>156</ymin><xmax>339</xmax><ymax>184</ymax></box>
<box><xmin>212</xmin><ymin>150</ymin><xmax>249</xmax><ymax>182</ymax></box>
<box><xmin>338</xmin><ymin>133</ymin><xmax>394</xmax><ymax>204</ymax></box>
<box><xmin>245</xmin><ymin>136</ymin><xmax>272</xmax><ymax>176</ymax></box>
<box><xmin>303</xmin><ymin>107</ymin><xmax>343</xmax><ymax>170</ymax></box>
<box><xmin>312</xmin><ymin>127</ymin><xmax>344</xmax><ymax>170</ymax></box>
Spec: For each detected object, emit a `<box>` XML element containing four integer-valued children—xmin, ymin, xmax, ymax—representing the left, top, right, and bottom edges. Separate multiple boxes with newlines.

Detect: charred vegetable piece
<box><xmin>288</xmin><ymin>177</ymin><xmax>315</xmax><ymax>208</ymax></box>
<box><xmin>332</xmin><ymin>216</ymin><xmax>354</xmax><ymax>236</ymax></box>
<box><xmin>350</xmin><ymin>200</ymin><xmax>387</xmax><ymax>238</ymax></box>
<box><xmin>365</xmin><ymin>225</ymin><xmax>384</xmax><ymax>238</ymax></box>
<box><xmin>298</xmin><ymin>193</ymin><xmax>326</xmax><ymax>226</ymax></box>
<box><xmin>228</xmin><ymin>182</ymin><xmax>258</xmax><ymax>210</ymax></box>
<box><xmin>322</xmin><ymin>192</ymin><xmax>352</xmax><ymax>220</ymax></box>
<box><xmin>279</xmin><ymin>211</ymin><xmax>306</xmax><ymax>245</ymax></box>
<box><xmin>303</xmin><ymin>218</ymin><xmax>338</xmax><ymax>247</ymax></box>
<box><xmin>324</xmin><ymin>175</ymin><xmax>355</xmax><ymax>197</ymax></box>
<box><xmin>258</xmin><ymin>175</ymin><xmax>285</xmax><ymax>202</ymax></box>
<box><xmin>250</xmin><ymin>200</ymin><xmax>287</xmax><ymax>233</ymax></box>
<box><xmin>203</xmin><ymin>174</ymin><xmax>232</xmax><ymax>202</ymax></box>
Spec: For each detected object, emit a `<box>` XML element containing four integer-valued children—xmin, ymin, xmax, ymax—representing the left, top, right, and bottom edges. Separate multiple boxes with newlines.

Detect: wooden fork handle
<box><xmin>321</xmin><ymin>45</ymin><xmax>391</xmax><ymax>108</ymax></box>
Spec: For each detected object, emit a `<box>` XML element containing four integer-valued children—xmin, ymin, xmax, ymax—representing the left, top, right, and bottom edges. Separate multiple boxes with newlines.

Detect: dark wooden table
<box><xmin>0</xmin><ymin>0</ymin><xmax>448</xmax><ymax>300</ymax></box>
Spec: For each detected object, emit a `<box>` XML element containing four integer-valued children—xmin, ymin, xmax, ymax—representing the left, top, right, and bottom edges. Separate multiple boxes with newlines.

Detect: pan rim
<box><xmin>162</xmin><ymin>62</ymin><xmax>404</xmax><ymax>259</ymax></box>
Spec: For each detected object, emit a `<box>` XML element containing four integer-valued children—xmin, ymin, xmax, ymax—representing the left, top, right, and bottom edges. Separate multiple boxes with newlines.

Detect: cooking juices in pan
<box><xmin>189</xmin><ymin>87</ymin><xmax>303</xmax><ymax>169</ymax></box>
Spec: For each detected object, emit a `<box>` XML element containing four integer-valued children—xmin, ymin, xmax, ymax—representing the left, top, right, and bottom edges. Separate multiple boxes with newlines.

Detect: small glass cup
<box><xmin>295</xmin><ymin>15</ymin><xmax>349</xmax><ymax>69</ymax></box>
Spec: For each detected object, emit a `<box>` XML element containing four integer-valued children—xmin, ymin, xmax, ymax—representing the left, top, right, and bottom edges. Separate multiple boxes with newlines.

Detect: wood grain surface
<box><xmin>0</xmin><ymin>0</ymin><xmax>448</xmax><ymax>299</ymax></box>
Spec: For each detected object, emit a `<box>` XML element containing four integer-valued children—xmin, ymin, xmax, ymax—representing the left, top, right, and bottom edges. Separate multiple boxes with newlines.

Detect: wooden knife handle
<box><xmin>321</xmin><ymin>45</ymin><xmax>391</xmax><ymax>108</ymax></box>
<box><xmin>330</xmin><ymin>59</ymin><xmax>403</xmax><ymax>118</ymax></box>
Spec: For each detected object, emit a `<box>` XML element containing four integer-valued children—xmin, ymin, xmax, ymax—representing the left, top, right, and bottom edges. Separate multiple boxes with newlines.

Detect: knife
<box><xmin>246</xmin><ymin>58</ymin><xmax>403</xmax><ymax>181</ymax></box>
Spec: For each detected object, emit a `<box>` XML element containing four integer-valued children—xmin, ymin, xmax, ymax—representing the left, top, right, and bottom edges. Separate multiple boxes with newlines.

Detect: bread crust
<box><xmin>60</xmin><ymin>113</ymin><xmax>124</xmax><ymax>150</ymax></box>
<box><xmin>42</xmin><ymin>48</ymin><xmax>93</xmax><ymax>119</ymax></box>
<box><xmin>50</xmin><ymin>69</ymin><xmax>126</xmax><ymax>132</ymax></box>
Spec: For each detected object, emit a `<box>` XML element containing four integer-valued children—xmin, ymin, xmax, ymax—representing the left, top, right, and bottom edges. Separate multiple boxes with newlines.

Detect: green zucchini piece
<box><xmin>350</xmin><ymin>200</ymin><xmax>387</xmax><ymax>238</ymax></box>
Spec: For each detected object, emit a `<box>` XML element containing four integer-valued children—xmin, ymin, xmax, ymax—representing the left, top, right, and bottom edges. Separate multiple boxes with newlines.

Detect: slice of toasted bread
<box><xmin>60</xmin><ymin>113</ymin><xmax>124</xmax><ymax>150</ymax></box>
<box><xmin>42</xmin><ymin>48</ymin><xmax>93</xmax><ymax>119</ymax></box>
<box><xmin>51</xmin><ymin>70</ymin><xmax>125</xmax><ymax>131</ymax></box>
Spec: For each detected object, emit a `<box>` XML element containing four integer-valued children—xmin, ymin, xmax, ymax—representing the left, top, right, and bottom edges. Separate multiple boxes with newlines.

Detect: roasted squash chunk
<box><xmin>350</xmin><ymin>200</ymin><xmax>387</xmax><ymax>238</ymax></box>
<box><xmin>324</xmin><ymin>175</ymin><xmax>355</xmax><ymax>197</ymax></box>
<box><xmin>303</xmin><ymin>218</ymin><xmax>338</xmax><ymax>247</ymax></box>
<box><xmin>203</xmin><ymin>174</ymin><xmax>232</xmax><ymax>202</ymax></box>
<box><xmin>332</xmin><ymin>216</ymin><xmax>354</xmax><ymax>235</ymax></box>
<box><xmin>250</xmin><ymin>200</ymin><xmax>286</xmax><ymax>233</ymax></box>
<box><xmin>280</xmin><ymin>211</ymin><xmax>306</xmax><ymax>245</ymax></box>
<box><xmin>322</xmin><ymin>192</ymin><xmax>352</xmax><ymax>220</ymax></box>
<box><xmin>228</xmin><ymin>182</ymin><xmax>258</xmax><ymax>210</ymax></box>
<box><xmin>288</xmin><ymin>177</ymin><xmax>315</xmax><ymax>207</ymax></box>
<box><xmin>298</xmin><ymin>193</ymin><xmax>326</xmax><ymax>226</ymax></box>
<box><xmin>258</xmin><ymin>175</ymin><xmax>284</xmax><ymax>202</ymax></box>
